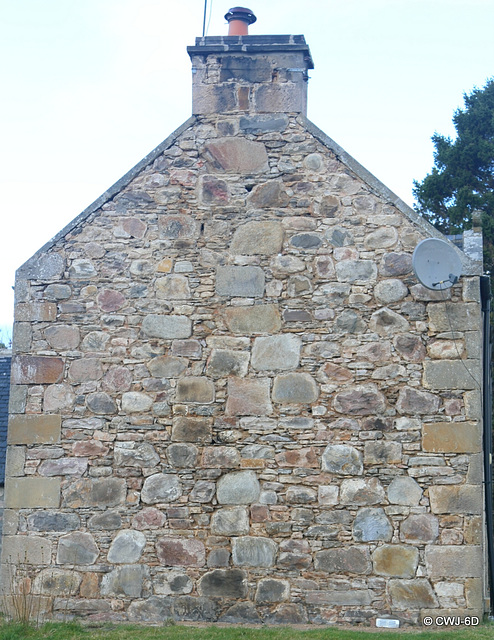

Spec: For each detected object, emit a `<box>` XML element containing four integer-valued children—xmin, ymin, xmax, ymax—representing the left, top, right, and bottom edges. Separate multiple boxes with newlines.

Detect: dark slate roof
<box><xmin>0</xmin><ymin>355</ymin><xmax>11</xmax><ymax>484</ymax></box>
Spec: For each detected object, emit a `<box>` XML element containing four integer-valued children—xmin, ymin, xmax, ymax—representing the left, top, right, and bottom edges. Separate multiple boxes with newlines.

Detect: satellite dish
<box><xmin>412</xmin><ymin>238</ymin><xmax>462</xmax><ymax>290</ymax></box>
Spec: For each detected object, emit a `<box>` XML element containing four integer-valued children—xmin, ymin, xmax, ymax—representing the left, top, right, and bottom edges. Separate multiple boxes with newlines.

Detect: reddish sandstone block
<box><xmin>11</xmin><ymin>355</ymin><xmax>64</xmax><ymax>384</ymax></box>
<box><xmin>15</xmin><ymin>302</ymin><xmax>57</xmax><ymax>322</ymax></box>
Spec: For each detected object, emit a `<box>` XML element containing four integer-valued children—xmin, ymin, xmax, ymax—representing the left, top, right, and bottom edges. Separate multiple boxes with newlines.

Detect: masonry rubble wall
<box><xmin>2</xmin><ymin>35</ymin><xmax>486</xmax><ymax>626</ymax></box>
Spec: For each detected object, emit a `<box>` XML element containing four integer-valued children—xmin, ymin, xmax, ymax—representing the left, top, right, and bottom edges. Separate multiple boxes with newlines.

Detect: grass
<box><xmin>0</xmin><ymin>621</ymin><xmax>494</xmax><ymax>640</ymax></box>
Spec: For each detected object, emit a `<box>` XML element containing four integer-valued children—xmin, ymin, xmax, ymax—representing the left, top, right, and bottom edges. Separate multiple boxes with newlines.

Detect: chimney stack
<box><xmin>225</xmin><ymin>7</ymin><xmax>257</xmax><ymax>36</ymax></box>
<box><xmin>188</xmin><ymin>9</ymin><xmax>314</xmax><ymax>116</ymax></box>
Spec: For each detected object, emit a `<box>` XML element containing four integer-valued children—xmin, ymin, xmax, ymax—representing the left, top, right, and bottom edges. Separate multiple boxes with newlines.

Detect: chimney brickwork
<box><xmin>188</xmin><ymin>35</ymin><xmax>313</xmax><ymax>115</ymax></box>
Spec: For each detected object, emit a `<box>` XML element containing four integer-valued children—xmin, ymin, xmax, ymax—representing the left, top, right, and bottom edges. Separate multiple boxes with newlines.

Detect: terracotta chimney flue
<box><xmin>224</xmin><ymin>7</ymin><xmax>257</xmax><ymax>36</ymax></box>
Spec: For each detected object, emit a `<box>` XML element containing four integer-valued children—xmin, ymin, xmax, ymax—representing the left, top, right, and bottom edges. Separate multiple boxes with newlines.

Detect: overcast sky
<box><xmin>1</xmin><ymin>0</ymin><xmax>493</xmax><ymax>334</ymax></box>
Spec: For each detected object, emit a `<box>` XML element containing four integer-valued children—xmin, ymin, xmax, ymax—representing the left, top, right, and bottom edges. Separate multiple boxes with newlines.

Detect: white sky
<box><xmin>1</xmin><ymin>0</ymin><xmax>493</xmax><ymax>332</ymax></box>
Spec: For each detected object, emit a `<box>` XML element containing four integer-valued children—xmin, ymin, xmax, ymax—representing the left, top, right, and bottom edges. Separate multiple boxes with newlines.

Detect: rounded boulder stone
<box><xmin>56</xmin><ymin>532</ymin><xmax>99</xmax><ymax>565</ymax></box>
<box><xmin>156</xmin><ymin>537</ymin><xmax>206</xmax><ymax>567</ymax></box>
<box><xmin>321</xmin><ymin>444</ymin><xmax>363</xmax><ymax>475</ymax></box>
<box><xmin>252</xmin><ymin>334</ymin><xmax>301</xmax><ymax>371</ymax></box>
<box><xmin>387</xmin><ymin>476</ymin><xmax>423</xmax><ymax>506</ymax></box>
<box><xmin>141</xmin><ymin>473</ymin><xmax>182</xmax><ymax>504</ymax></box>
<box><xmin>230</xmin><ymin>221</ymin><xmax>283</xmax><ymax>255</ymax></box>
<box><xmin>232</xmin><ymin>537</ymin><xmax>277</xmax><ymax>568</ymax></box>
<box><xmin>272</xmin><ymin>373</ymin><xmax>319</xmax><ymax>404</ymax></box>
<box><xmin>216</xmin><ymin>470</ymin><xmax>260</xmax><ymax>505</ymax></box>
<box><xmin>108</xmin><ymin>530</ymin><xmax>146</xmax><ymax>564</ymax></box>
<box><xmin>211</xmin><ymin>507</ymin><xmax>250</xmax><ymax>536</ymax></box>
<box><xmin>198</xmin><ymin>569</ymin><xmax>248</xmax><ymax>598</ymax></box>
<box><xmin>353</xmin><ymin>507</ymin><xmax>393</xmax><ymax>542</ymax></box>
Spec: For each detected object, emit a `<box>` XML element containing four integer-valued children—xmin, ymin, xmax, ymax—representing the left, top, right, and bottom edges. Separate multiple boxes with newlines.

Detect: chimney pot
<box><xmin>224</xmin><ymin>7</ymin><xmax>257</xmax><ymax>36</ymax></box>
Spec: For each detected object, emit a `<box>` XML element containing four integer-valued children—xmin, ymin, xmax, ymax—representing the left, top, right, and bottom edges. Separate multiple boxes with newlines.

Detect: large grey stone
<box><xmin>216</xmin><ymin>266</ymin><xmax>265</xmax><ymax>297</ymax></box>
<box><xmin>396</xmin><ymin>386</ymin><xmax>440</xmax><ymax>415</ymax></box>
<box><xmin>88</xmin><ymin>511</ymin><xmax>122</xmax><ymax>531</ymax></box>
<box><xmin>219</xmin><ymin>602</ymin><xmax>262</xmax><ymax>624</ymax></box>
<box><xmin>374</xmin><ymin>279</ymin><xmax>408</xmax><ymax>304</ymax></box>
<box><xmin>198</xmin><ymin>569</ymin><xmax>248</xmax><ymax>598</ymax></box>
<box><xmin>335</xmin><ymin>260</ymin><xmax>377</xmax><ymax>283</ymax></box>
<box><xmin>232</xmin><ymin>537</ymin><xmax>277</xmax><ymax>567</ymax></box>
<box><xmin>171</xmin><ymin>417</ymin><xmax>212</xmax><ymax>443</ymax></box>
<box><xmin>370</xmin><ymin>308</ymin><xmax>410</xmax><ymax>336</ymax></box>
<box><xmin>27</xmin><ymin>511</ymin><xmax>80</xmax><ymax>532</ymax></box>
<box><xmin>321</xmin><ymin>444</ymin><xmax>363</xmax><ymax>475</ymax></box>
<box><xmin>156</xmin><ymin>537</ymin><xmax>206</xmax><ymax>567</ymax></box>
<box><xmin>285</xmin><ymin>486</ymin><xmax>317</xmax><ymax>504</ymax></box>
<box><xmin>86</xmin><ymin>392</ymin><xmax>117</xmax><ymax>415</ymax></box>
<box><xmin>101</xmin><ymin>565</ymin><xmax>148</xmax><ymax>597</ymax></box>
<box><xmin>142</xmin><ymin>315</ymin><xmax>192</xmax><ymax>339</ymax></box>
<box><xmin>211</xmin><ymin>507</ymin><xmax>250</xmax><ymax>536</ymax></box>
<box><xmin>272</xmin><ymin>373</ymin><xmax>318</xmax><ymax>403</ymax></box>
<box><xmin>389</xmin><ymin>579</ymin><xmax>438</xmax><ymax>610</ymax></box>
<box><xmin>400</xmin><ymin>514</ymin><xmax>439</xmax><ymax>543</ymax></box>
<box><xmin>207</xmin><ymin>349</ymin><xmax>250</xmax><ymax>378</ymax></box>
<box><xmin>108</xmin><ymin>530</ymin><xmax>146</xmax><ymax>563</ymax></box>
<box><xmin>57</xmin><ymin>532</ymin><xmax>99</xmax><ymax>565</ymax></box>
<box><xmin>364</xmin><ymin>441</ymin><xmax>402</xmax><ymax>465</ymax></box>
<box><xmin>364</xmin><ymin>227</ymin><xmax>398</xmax><ymax>249</ymax></box>
<box><xmin>173</xmin><ymin>595</ymin><xmax>217</xmax><ymax>621</ymax></box>
<box><xmin>167</xmin><ymin>443</ymin><xmax>199</xmax><ymax>468</ymax></box>
<box><xmin>147</xmin><ymin>356</ymin><xmax>188</xmax><ymax>378</ymax></box>
<box><xmin>158</xmin><ymin>214</ymin><xmax>199</xmax><ymax>239</ymax></box>
<box><xmin>224</xmin><ymin>304</ymin><xmax>281</xmax><ymax>334</ymax></box>
<box><xmin>33</xmin><ymin>569</ymin><xmax>82</xmax><ymax>596</ymax></box>
<box><xmin>333</xmin><ymin>385</ymin><xmax>386</xmax><ymax>415</ymax></box>
<box><xmin>38</xmin><ymin>457</ymin><xmax>88</xmax><ymax>477</ymax></box>
<box><xmin>387</xmin><ymin>476</ymin><xmax>423</xmax><ymax>506</ymax></box>
<box><xmin>353</xmin><ymin>508</ymin><xmax>393</xmax><ymax>542</ymax></box>
<box><xmin>155</xmin><ymin>275</ymin><xmax>191</xmax><ymax>299</ymax></box>
<box><xmin>255</xmin><ymin>579</ymin><xmax>290</xmax><ymax>603</ymax></box>
<box><xmin>63</xmin><ymin>478</ymin><xmax>126</xmax><ymax>508</ymax></box>
<box><xmin>114</xmin><ymin>442</ymin><xmax>160</xmax><ymax>468</ymax></box>
<box><xmin>22</xmin><ymin>252</ymin><xmax>65</xmax><ymax>279</ymax></box>
<box><xmin>128</xmin><ymin>596</ymin><xmax>174</xmax><ymax>623</ymax></box>
<box><xmin>225</xmin><ymin>378</ymin><xmax>272</xmax><ymax>416</ymax></box>
<box><xmin>217</xmin><ymin>471</ymin><xmax>260</xmax><ymax>505</ymax></box>
<box><xmin>290</xmin><ymin>233</ymin><xmax>323</xmax><ymax>249</ymax></box>
<box><xmin>122</xmin><ymin>391</ymin><xmax>153</xmax><ymax>413</ymax></box>
<box><xmin>314</xmin><ymin>547</ymin><xmax>371</xmax><ymax>574</ymax></box>
<box><xmin>176</xmin><ymin>376</ymin><xmax>215</xmax><ymax>403</ymax></box>
<box><xmin>428</xmin><ymin>302</ymin><xmax>480</xmax><ymax>332</ymax></box>
<box><xmin>339</xmin><ymin>478</ymin><xmax>385</xmax><ymax>505</ymax></box>
<box><xmin>230</xmin><ymin>221</ymin><xmax>283</xmax><ymax>255</ymax></box>
<box><xmin>153</xmin><ymin>570</ymin><xmax>193</xmax><ymax>595</ymax></box>
<box><xmin>141</xmin><ymin>473</ymin><xmax>182</xmax><ymax>504</ymax></box>
<box><xmin>252</xmin><ymin>334</ymin><xmax>301</xmax><ymax>371</ymax></box>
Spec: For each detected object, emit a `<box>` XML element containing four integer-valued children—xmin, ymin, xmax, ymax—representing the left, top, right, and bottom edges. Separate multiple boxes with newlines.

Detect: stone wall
<box><xmin>3</xmin><ymin>109</ymin><xmax>485</xmax><ymax>625</ymax></box>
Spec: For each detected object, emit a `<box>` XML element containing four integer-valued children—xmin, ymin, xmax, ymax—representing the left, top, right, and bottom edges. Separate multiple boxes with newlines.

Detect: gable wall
<box><xmin>3</xmin><ymin>113</ymin><xmax>485</xmax><ymax>625</ymax></box>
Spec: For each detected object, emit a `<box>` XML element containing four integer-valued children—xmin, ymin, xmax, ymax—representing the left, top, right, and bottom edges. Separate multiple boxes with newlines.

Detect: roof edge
<box><xmin>17</xmin><ymin>116</ymin><xmax>197</xmax><ymax>278</ymax></box>
<box><xmin>298</xmin><ymin>115</ymin><xmax>482</xmax><ymax>277</ymax></box>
